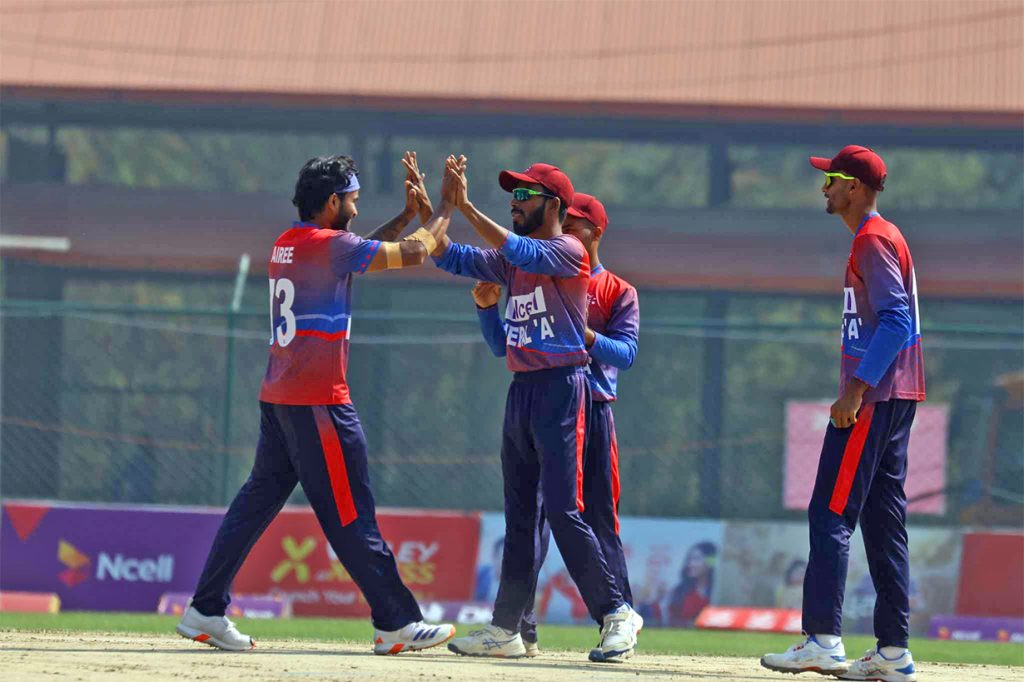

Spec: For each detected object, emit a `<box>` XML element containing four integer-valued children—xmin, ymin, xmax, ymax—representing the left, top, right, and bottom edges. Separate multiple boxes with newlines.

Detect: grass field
<box><xmin>2</xmin><ymin>611</ymin><xmax>1021</xmax><ymax>667</ymax></box>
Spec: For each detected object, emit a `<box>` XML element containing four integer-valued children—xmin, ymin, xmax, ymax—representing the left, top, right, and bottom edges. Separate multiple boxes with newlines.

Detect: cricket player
<box><xmin>427</xmin><ymin>158</ymin><xmax>640</xmax><ymax>661</ymax></box>
<box><xmin>762</xmin><ymin>146</ymin><xmax>924</xmax><ymax>682</ymax></box>
<box><xmin>470</xmin><ymin>192</ymin><xmax>640</xmax><ymax>661</ymax></box>
<box><xmin>176</xmin><ymin>152</ymin><xmax>459</xmax><ymax>655</ymax></box>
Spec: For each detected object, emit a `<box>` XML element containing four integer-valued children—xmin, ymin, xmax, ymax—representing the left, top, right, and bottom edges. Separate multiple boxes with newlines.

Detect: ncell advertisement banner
<box><xmin>2</xmin><ymin>501</ymin><xmax>481</xmax><ymax>616</ymax></box>
<box><xmin>232</xmin><ymin>507</ymin><xmax>480</xmax><ymax>617</ymax></box>
<box><xmin>1</xmin><ymin>501</ymin><xmax>224</xmax><ymax>612</ymax></box>
<box><xmin>475</xmin><ymin>512</ymin><xmax>724</xmax><ymax>627</ymax></box>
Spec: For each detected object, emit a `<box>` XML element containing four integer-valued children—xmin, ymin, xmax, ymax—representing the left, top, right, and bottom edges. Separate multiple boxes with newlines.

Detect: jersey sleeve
<box><xmin>329</xmin><ymin>230</ymin><xmax>382</xmax><ymax>276</ymax></box>
<box><xmin>476</xmin><ymin>304</ymin><xmax>508</xmax><ymax>357</ymax></box>
<box><xmin>499</xmin><ymin>233</ymin><xmax>588</xmax><ymax>278</ymax></box>
<box><xmin>852</xmin><ymin>234</ymin><xmax>914</xmax><ymax>387</ymax></box>
<box><xmin>589</xmin><ymin>285</ymin><xmax>639</xmax><ymax>369</ymax></box>
<box><xmin>433</xmin><ymin>241</ymin><xmax>513</xmax><ymax>285</ymax></box>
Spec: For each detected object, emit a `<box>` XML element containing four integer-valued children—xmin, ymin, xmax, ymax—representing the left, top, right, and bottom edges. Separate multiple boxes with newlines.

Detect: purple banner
<box><xmin>930</xmin><ymin>615</ymin><xmax>1024</xmax><ymax>643</ymax></box>
<box><xmin>1</xmin><ymin>501</ymin><xmax>223</xmax><ymax>612</ymax></box>
<box><xmin>158</xmin><ymin>592</ymin><xmax>291</xmax><ymax>619</ymax></box>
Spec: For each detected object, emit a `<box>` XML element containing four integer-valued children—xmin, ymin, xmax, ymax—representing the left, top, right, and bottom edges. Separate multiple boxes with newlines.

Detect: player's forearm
<box><xmin>460</xmin><ymin>201</ymin><xmax>509</xmax><ymax>249</ymax></box>
<box><xmin>589</xmin><ymin>332</ymin><xmax>637</xmax><ymax>370</ymax></box>
<box><xmin>364</xmin><ymin>209</ymin><xmax>415</xmax><ymax>242</ymax></box>
<box><xmin>852</xmin><ymin>307</ymin><xmax>913</xmax><ymax>387</ymax></box>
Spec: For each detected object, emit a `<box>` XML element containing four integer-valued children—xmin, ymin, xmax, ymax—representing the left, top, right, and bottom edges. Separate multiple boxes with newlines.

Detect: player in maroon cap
<box><xmin>471</xmin><ymin>191</ymin><xmax>640</xmax><ymax>661</ymax></box>
<box><xmin>762</xmin><ymin>146</ymin><xmax>924</xmax><ymax>682</ymax></box>
<box><xmin>425</xmin><ymin>158</ymin><xmax>639</xmax><ymax>661</ymax></box>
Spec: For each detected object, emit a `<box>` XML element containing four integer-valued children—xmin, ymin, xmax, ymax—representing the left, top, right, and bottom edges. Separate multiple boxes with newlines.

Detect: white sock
<box><xmin>814</xmin><ymin>634</ymin><xmax>842</xmax><ymax>648</ymax></box>
<box><xmin>880</xmin><ymin>646</ymin><xmax>907</xmax><ymax>659</ymax></box>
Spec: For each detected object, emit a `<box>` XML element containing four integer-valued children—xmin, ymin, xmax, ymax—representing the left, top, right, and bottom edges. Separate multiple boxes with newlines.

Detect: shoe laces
<box><xmin>602</xmin><ymin>616</ymin><xmax>628</xmax><ymax>641</ymax></box>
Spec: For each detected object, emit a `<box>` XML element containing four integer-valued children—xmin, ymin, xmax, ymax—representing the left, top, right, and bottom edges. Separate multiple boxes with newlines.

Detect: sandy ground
<box><xmin>0</xmin><ymin>632</ymin><xmax>1019</xmax><ymax>681</ymax></box>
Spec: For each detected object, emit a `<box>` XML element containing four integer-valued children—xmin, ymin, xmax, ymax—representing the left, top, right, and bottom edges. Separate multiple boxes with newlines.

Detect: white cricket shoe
<box><xmin>447</xmin><ymin>624</ymin><xmax>527</xmax><ymax>658</ymax></box>
<box><xmin>590</xmin><ymin>606</ymin><xmax>643</xmax><ymax>662</ymax></box>
<box><xmin>373</xmin><ymin>621</ymin><xmax>455</xmax><ymax>655</ymax></box>
<box><xmin>760</xmin><ymin>636</ymin><xmax>849</xmax><ymax>675</ymax></box>
<box><xmin>524</xmin><ymin>640</ymin><xmax>541</xmax><ymax>657</ymax></box>
<box><xmin>591</xmin><ymin>604</ymin><xmax>638</xmax><ymax>662</ymax></box>
<box><xmin>839</xmin><ymin>648</ymin><xmax>917</xmax><ymax>681</ymax></box>
<box><xmin>176</xmin><ymin>606</ymin><xmax>254</xmax><ymax>651</ymax></box>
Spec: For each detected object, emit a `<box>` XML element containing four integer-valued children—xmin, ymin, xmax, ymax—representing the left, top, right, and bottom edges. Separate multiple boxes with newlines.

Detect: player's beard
<box><xmin>332</xmin><ymin>211</ymin><xmax>354</xmax><ymax>231</ymax></box>
<box><xmin>513</xmin><ymin>203</ymin><xmax>545</xmax><ymax>236</ymax></box>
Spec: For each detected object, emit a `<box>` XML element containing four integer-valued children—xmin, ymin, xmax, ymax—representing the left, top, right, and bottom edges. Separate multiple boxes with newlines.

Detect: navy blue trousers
<box><xmin>190</xmin><ymin>402</ymin><xmax>422</xmax><ymax>631</ymax></box>
<box><xmin>491</xmin><ymin>366</ymin><xmax>624</xmax><ymax>632</ymax></box>
<box><xmin>803</xmin><ymin>399</ymin><xmax>916</xmax><ymax>648</ymax></box>
<box><xmin>519</xmin><ymin>399</ymin><xmax>634</xmax><ymax>641</ymax></box>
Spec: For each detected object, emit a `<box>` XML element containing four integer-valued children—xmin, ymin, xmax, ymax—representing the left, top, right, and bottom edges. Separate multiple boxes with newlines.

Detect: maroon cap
<box><xmin>809</xmin><ymin>145</ymin><xmax>887</xmax><ymax>191</ymax></box>
<box><xmin>499</xmin><ymin>163</ymin><xmax>575</xmax><ymax>208</ymax></box>
<box><xmin>566</xmin><ymin>192</ymin><xmax>609</xmax><ymax>234</ymax></box>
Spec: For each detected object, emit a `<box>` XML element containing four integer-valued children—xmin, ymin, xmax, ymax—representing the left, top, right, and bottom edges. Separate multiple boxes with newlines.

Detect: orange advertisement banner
<box><xmin>233</xmin><ymin>507</ymin><xmax>480</xmax><ymax>617</ymax></box>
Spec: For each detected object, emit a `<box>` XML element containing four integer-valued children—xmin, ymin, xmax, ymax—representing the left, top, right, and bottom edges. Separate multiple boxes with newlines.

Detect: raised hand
<box><xmin>443</xmin><ymin>154</ymin><xmax>469</xmax><ymax>208</ymax></box>
<box><xmin>401</xmin><ymin>151</ymin><xmax>432</xmax><ymax>222</ymax></box>
<box><xmin>441</xmin><ymin>155</ymin><xmax>467</xmax><ymax>207</ymax></box>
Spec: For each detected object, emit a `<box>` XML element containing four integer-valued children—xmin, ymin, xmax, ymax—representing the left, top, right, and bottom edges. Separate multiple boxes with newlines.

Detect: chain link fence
<box><xmin>2</xmin><ymin>266</ymin><xmax>1022</xmax><ymax>526</ymax></box>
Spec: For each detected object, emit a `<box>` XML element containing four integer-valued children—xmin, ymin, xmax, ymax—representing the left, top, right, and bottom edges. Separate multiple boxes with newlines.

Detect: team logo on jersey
<box><xmin>505</xmin><ymin>286</ymin><xmax>557</xmax><ymax>348</ymax></box>
<box><xmin>842</xmin><ymin>286</ymin><xmax>866</xmax><ymax>346</ymax></box>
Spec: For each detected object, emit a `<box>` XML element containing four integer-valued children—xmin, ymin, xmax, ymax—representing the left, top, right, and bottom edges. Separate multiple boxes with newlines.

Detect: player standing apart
<box><xmin>471</xmin><ymin>192</ymin><xmax>640</xmax><ymax>661</ymax></box>
<box><xmin>176</xmin><ymin>152</ymin><xmax>459</xmax><ymax>655</ymax></box>
<box><xmin>761</xmin><ymin>146</ymin><xmax>924</xmax><ymax>682</ymax></box>
<box><xmin>426</xmin><ymin>158</ymin><xmax>640</xmax><ymax>661</ymax></box>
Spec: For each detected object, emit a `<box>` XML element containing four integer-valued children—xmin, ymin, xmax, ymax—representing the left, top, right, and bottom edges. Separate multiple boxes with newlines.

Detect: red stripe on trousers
<box><xmin>610</xmin><ymin>420</ymin><xmax>621</xmax><ymax>536</ymax></box>
<box><xmin>828</xmin><ymin>402</ymin><xmax>876</xmax><ymax>515</ymax></box>
<box><xmin>575</xmin><ymin>386</ymin><xmax>586</xmax><ymax>513</ymax></box>
<box><xmin>312</xmin><ymin>406</ymin><xmax>359</xmax><ymax>527</ymax></box>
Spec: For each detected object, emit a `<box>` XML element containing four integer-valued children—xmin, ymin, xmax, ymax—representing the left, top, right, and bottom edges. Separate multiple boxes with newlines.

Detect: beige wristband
<box><xmin>404</xmin><ymin>227</ymin><xmax>437</xmax><ymax>255</ymax></box>
<box><xmin>383</xmin><ymin>242</ymin><xmax>403</xmax><ymax>269</ymax></box>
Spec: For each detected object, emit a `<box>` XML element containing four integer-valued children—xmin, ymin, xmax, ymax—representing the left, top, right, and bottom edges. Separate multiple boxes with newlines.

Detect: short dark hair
<box><xmin>545</xmin><ymin>193</ymin><xmax>568</xmax><ymax>222</ymax></box>
<box><xmin>292</xmin><ymin>155</ymin><xmax>359</xmax><ymax>221</ymax></box>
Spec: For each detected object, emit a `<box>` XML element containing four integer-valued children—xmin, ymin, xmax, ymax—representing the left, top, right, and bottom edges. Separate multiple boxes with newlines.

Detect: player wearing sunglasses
<box><xmin>762</xmin><ymin>146</ymin><xmax>924</xmax><ymax>682</ymax></box>
<box><xmin>421</xmin><ymin>158</ymin><xmax>639</xmax><ymax>662</ymax></box>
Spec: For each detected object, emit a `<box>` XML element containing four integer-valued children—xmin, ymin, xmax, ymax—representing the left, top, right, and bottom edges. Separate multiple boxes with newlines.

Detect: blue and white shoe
<box><xmin>839</xmin><ymin>648</ymin><xmax>917</xmax><ymax>681</ymax></box>
<box><xmin>590</xmin><ymin>607</ymin><xmax>643</xmax><ymax>662</ymax></box>
<box><xmin>760</xmin><ymin>636</ymin><xmax>849</xmax><ymax>675</ymax></box>
<box><xmin>591</xmin><ymin>605</ymin><xmax>639</xmax><ymax>662</ymax></box>
<box><xmin>447</xmin><ymin>624</ymin><xmax>527</xmax><ymax>658</ymax></box>
<box><xmin>373</xmin><ymin>620</ymin><xmax>455</xmax><ymax>655</ymax></box>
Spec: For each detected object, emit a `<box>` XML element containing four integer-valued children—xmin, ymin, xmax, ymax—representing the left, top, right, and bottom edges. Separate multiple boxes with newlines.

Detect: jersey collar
<box><xmin>591</xmin><ymin>264</ymin><xmax>605</xmax><ymax>276</ymax></box>
<box><xmin>855</xmin><ymin>211</ymin><xmax>880</xmax><ymax>236</ymax></box>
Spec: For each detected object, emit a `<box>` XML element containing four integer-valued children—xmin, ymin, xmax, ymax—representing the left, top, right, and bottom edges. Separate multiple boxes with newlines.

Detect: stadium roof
<box><xmin>2</xmin><ymin>0</ymin><xmax>1022</xmax><ymax>129</ymax></box>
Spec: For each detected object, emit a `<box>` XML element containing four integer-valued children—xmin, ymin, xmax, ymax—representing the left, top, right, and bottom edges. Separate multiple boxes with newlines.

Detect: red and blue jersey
<box><xmin>259</xmin><ymin>221</ymin><xmax>381</xmax><ymax>405</ymax></box>
<box><xmin>585</xmin><ymin>266</ymin><xmax>639</xmax><ymax>401</ymax></box>
<box><xmin>435</xmin><ymin>232</ymin><xmax>590</xmax><ymax>372</ymax></box>
<box><xmin>841</xmin><ymin>213</ymin><xmax>926</xmax><ymax>403</ymax></box>
<box><xmin>475</xmin><ymin>264</ymin><xmax>639</xmax><ymax>400</ymax></box>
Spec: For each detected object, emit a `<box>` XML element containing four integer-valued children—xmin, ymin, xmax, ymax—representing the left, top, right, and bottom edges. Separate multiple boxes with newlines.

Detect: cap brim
<box><xmin>566</xmin><ymin>206</ymin><xmax>586</xmax><ymax>218</ymax></box>
<box><xmin>499</xmin><ymin>170</ymin><xmax>539</xmax><ymax>192</ymax></box>
<box><xmin>809</xmin><ymin>157</ymin><xmax>832</xmax><ymax>171</ymax></box>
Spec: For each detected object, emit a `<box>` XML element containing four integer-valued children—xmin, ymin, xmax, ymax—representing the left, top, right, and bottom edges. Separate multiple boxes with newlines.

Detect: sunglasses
<box><xmin>823</xmin><ymin>171</ymin><xmax>856</xmax><ymax>188</ymax></box>
<box><xmin>511</xmin><ymin>188</ymin><xmax>556</xmax><ymax>201</ymax></box>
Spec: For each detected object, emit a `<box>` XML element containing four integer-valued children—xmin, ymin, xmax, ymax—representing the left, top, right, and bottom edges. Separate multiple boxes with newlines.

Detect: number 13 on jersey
<box><xmin>269</xmin><ymin>277</ymin><xmax>296</xmax><ymax>347</ymax></box>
